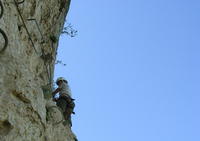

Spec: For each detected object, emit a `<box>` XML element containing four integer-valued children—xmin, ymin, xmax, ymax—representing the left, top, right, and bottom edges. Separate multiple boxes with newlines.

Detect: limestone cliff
<box><xmin>0</xmin><ymin>0</ymin><xmax>77</xmax><ymax>140</ymax></box>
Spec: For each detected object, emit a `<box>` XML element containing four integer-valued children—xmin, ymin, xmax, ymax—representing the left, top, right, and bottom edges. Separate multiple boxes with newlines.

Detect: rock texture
<box><xmin>0</xmin><ymin>0</ymin><xmax>77</xmax><ymax>141</ymax></box>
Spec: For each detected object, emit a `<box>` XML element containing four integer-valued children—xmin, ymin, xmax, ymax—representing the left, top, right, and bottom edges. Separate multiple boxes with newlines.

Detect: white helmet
<box><xmin>56</xmin><ymin>77</ymin><xmax>66</xmax><ymax>84</ymax></box>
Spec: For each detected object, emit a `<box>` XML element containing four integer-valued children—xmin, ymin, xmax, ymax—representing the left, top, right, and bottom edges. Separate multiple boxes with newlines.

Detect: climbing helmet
<box><xmin>56</xmin><ymin>77</ymin><xmax>66</xmax><ymax>85</ymax></box>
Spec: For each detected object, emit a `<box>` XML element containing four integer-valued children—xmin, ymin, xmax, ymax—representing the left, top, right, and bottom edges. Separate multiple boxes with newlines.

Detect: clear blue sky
<box><xmin>54</xmin><ymin>0</ymin><xmax>200</xmax><ymax>141</ymax></box>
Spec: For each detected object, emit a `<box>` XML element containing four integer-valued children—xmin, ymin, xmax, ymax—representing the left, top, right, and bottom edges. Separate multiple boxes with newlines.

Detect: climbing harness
<box><xmin>0</xmin><ymin>28</ymin><xmax>8</xmax><ymax>53</ymax></box>
<box><xmin>0</xmin><ymin>0</ymin><xmax>3</xmax><ymax>19</ymax></box>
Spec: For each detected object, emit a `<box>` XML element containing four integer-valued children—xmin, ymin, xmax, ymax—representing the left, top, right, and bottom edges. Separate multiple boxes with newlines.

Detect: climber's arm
<box><xmin>52</xmin><ymin>88</ymin><xmax>61</xmax><ymax>97</ymax></box>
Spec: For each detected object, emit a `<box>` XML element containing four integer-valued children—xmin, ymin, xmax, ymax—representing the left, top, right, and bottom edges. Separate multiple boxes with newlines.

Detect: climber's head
<box><xmin>56</xmin><ymin>77</ymin><xmax>68</xmax><ymax>85</ymax></box>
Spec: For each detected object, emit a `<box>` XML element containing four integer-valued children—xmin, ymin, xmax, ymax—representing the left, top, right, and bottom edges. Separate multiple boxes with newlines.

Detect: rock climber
<box><xmin>52</xmin><ymin>77</ymin><xmax>75</xmax><ymax>126</ymax></box>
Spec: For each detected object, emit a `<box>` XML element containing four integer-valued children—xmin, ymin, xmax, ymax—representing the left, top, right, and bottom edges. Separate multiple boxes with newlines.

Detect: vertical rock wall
<box><xmin>0</xmin><ymin>0</ymin><xmax>76</xmax><ymax>141</ymax></box>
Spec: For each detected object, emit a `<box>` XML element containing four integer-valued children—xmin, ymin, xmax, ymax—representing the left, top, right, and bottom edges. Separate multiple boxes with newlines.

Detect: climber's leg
<box><xmin>63</xmin><ymin>107</ymin><xmax>73</xmax><ymax>126</ymax></box>
<box><xmin>56</xmin><ymin>98</ymin><xmax>67</xmax><ymax>114</ymax></box>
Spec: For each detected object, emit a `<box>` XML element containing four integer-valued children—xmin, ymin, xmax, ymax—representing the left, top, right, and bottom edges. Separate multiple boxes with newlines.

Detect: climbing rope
<box><xmin>13</xmin><ymin>0</ymin><xmax>53</xmax><ymax>86</ymax></box>
<box><xmin>13</xmin><ymin>0</ymin><xmax>39</xmax><ymax>54</ymax></box>
<box><xmin>27</xmin><ymin>18</ymin><xmax>44</xmax><ymax>42</ymax></box>
<box><xmin>11</xmin><ymin>0</ymin><xmax>59</xmax><ymax>88</ymax></box>
<box><xmin>0</xmin><ymin>28</ymin><xmax>8</xmax><ymax>53</ymax></box>
<box><xmin>0</xmin><ymin>0</ymin><xmax>3</xmax><ymax>19</ymax></box>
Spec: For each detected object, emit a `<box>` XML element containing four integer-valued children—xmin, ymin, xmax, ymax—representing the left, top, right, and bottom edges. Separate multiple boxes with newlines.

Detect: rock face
<box><xmin>0</xmin><ymin>0</ymin><xmax>76</xmax><ymax>140</ymax></box>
